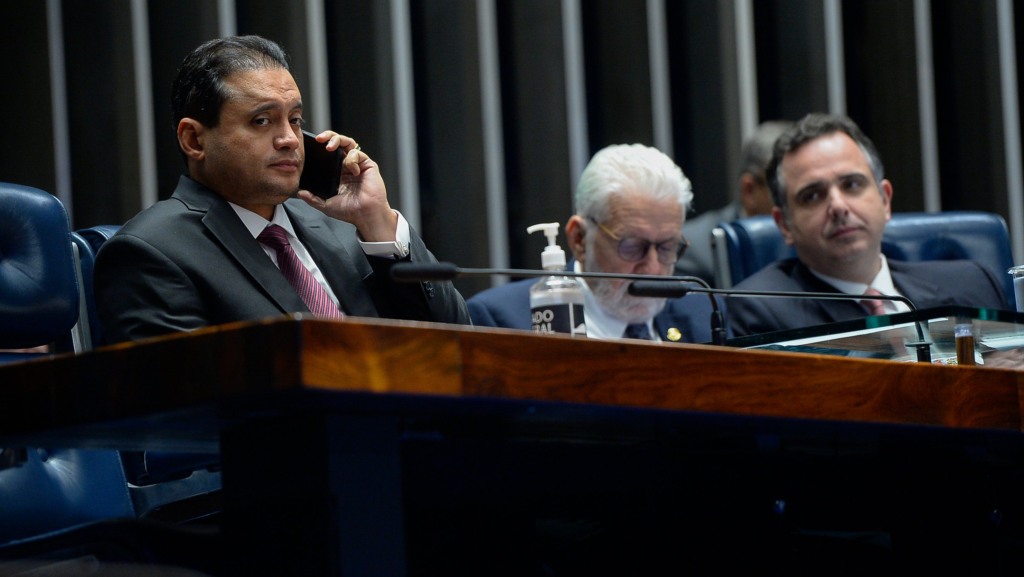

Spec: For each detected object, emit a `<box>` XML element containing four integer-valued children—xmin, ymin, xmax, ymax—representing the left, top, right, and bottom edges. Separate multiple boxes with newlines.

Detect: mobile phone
<box><xmin>300</xmin><ymin>130</ymin><xmax>344</xmax><ymax>199</ymax></box>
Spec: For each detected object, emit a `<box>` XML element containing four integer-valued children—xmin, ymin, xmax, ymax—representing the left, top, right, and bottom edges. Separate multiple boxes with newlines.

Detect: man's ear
<box><xmin>772</xmin><ymin>206</ymin><xmax>795</xmax><ymax>246</ymax></box>
<box><xmin>565</xmin><ymin>216</ymin><xmax>586</xmax><ymax>261</ymax></box>
<box><xmin>880</xmin><ymin>178</ymin><xmax>894</xmax><ymax>223</ymax></box>
<box><xmin>177</xmin><ymin>118</ymin><xmax>205</xmax><ymax>161</ymax></box>
<box><xmin>738</xmin><ymin>173</ymin><xmax>758</xmax><ymax>213</ymax></box>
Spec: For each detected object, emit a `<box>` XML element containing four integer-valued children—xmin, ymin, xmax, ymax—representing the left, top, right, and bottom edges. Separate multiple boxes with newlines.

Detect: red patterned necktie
<box><xmin>257</xmin><ymin>224</ymin><xmax>344</xmax><ymax>318</ymax></box>
<box><xmin>860</xmin><ymin>287</ymin><xmax>886</xmax><ymax>316</ymax></box>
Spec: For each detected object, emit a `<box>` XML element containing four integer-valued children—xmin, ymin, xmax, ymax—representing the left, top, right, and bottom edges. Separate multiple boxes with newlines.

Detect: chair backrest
<box><xmin>0</xmin><ymin>183</ymin><xmax>89</xmax><ymax>360</ymax></box>
<box><xmin>711</xmin><ymin>215</ymin><xmax>792</xmax><ymax>289</ymax></box>
<box><xmin>712</xmin><ymin>211</ymin><xmax>1016</xmax><ymax>308</ymax></box>
<box><xmin>73</xmin><ymin>225</ymin><xmax>121</xmax><ymax>348</ymax></box>
<box><xmin>76</xmin><ymin>224</ymin><xmax>122</xmax><ymax>255</ymax></box>
<box><xmin>0</xmin><ymin>185</ymin><xmax>135</xmax><ymax>544</ymax></box>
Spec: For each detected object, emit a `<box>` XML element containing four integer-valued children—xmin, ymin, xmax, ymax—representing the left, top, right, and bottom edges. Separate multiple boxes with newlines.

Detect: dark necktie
<box><xmin>623</xmin><ymin>323</ymin><xmax>653</xmax><ymax>340</ymax></box>
<box><xmin>257</xmin><ymin>224</ymin><xmax>344</xmax><ymax>319</ymax></box>
<box><xmin>860</xmin><ymin>287</ymin><xmax>886</xmax><ymax>316</ymax></box>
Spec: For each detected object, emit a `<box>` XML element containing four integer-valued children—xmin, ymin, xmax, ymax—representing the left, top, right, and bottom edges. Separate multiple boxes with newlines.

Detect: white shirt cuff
<box><xmin>359</xmin><ymin>210</ymin><xmax>411</xmax><ymax>259</ymax></box>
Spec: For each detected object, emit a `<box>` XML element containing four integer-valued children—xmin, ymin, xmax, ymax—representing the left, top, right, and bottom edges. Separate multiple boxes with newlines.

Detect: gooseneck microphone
<box><xmin>628</xmin><ymin>280</ymin><xmax>932</xmax><ymax>362</ymax></box>
<box><xmin>390</xmin><ymin>262</ymin><xmax>728</xmax><ymax>345</ymax></box>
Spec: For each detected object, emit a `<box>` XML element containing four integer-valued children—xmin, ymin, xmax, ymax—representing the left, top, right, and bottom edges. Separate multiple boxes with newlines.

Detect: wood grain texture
<box><xmin>455</xmin><ymin>326</ymin><xmax>1024</xmax><ymax>430</ymax></box>
<box><xmin>0</xmin><ymin>317</ymin><xmax>1021</xmax><ymax>443</ymax></box>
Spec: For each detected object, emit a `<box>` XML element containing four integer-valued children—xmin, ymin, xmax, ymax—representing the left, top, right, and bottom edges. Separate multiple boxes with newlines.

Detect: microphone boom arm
<box><xmin>629</xmin><ymin>280</ymin><xmax>932</xmax><ymax>362</ymax></box>
<box><xmin>390</xmin><ymin>262</ymin><xmax>729</xmax><ymax>346</ymax></box>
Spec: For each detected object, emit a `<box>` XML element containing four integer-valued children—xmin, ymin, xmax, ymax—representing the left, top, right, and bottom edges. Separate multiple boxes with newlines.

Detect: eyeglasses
<box><xmin>588</xmin><ymin>217</ymin><xmax>688</xmax><ymax>264</ymax></box>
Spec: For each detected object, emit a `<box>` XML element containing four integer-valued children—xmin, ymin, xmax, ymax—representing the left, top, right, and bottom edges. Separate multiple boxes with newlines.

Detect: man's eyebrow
<box><xmin>248</xmin><ymin>100</ymin><xmax>304</xmax><ymax>116</ymax></box>
<box><xmin>794</xmin><ymin>180</ymin><xmax>828</xmax><ymax>196</ymax></box>
<box><xmin>794</xmin><ymin>171</ymin><xmax>869</xmax><ymax>194</ymax></box>
<box><xmin>839</xmin><ymin>171</ymin><xmax>869</xmax><ymax>180</ymax></box>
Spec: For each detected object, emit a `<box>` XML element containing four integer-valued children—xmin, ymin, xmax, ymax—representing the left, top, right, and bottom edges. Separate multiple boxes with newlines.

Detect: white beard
<box><xmin>587</xmin><ymin>273</ymin><xmax>667</xmax><ymax>324</ymax></box>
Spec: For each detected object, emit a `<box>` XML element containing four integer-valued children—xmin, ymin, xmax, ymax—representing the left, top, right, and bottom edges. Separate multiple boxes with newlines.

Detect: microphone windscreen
<box><xmin>628</xmin><ymin>280</ymin><xmax>692</xmax><ymax>298</ymax></box>
<box><xmin>390</xmin><ymin>262</ymin><xmax>460</xmax><ymax>281</ymax></box>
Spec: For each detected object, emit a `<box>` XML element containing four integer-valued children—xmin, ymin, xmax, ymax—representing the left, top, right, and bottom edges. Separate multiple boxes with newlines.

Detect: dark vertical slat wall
<box><xmin>498</xmin><ymin>0</ymin><xmax>574</xmax><ymax>270</ymax></box>
<box><xmin>933</xmin><ymin>0</ymin><xmax>1007</xmax><ymax>214</ymax></box>
<box><xmin>1</xmin><ymin>0</ymin><xmax>1022</xmax><ymax>302</ymax></box>
<box><xmin>1</xmin><ymin>3</ymin><xmax>54</xmax><ymax>193</ymax></box>
<box><xmin>667</xmin><ymin>1</ymin><xmax>733</xmax><ymax>215</ymax></box>
<box><xmin>62</xmin><ymin>1</ymin><xmax>140</xmax><ymax>225</ymax></box>
<box><xmin>843</xmin><ymin>0</ymin><xmax>923</xmax><ymax>215</ymax></box>
<box><xmin>147</xmin><ymin>1</ymin><xmax>220</xmax><ymax>204</ymax></box>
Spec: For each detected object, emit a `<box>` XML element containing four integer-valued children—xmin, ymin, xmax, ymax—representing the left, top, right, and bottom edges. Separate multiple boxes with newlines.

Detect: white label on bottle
<box><xmin>531</xmin><ymin>303</ymin><xmax>585</xmax><ymax>337</ymax></box>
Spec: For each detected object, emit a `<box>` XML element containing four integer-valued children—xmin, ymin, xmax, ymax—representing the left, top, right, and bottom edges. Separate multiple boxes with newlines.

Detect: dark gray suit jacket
<box><xmin>95</xmin><ymin>175</ymin><xmax>470</xmax><ymax>342</ymax></box>
<box><xmin>727</xmin><ymin>257</ymin><xmax>1007</xmax><ymax>337</ymax></box>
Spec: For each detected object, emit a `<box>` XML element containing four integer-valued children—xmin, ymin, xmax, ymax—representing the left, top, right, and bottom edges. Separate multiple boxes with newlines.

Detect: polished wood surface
<box><xmin>4</xmin><ymin>317</ymin><xmax>1024</xmax><ymax>577</ymax></box>
<box><xmin>0</xmin><ymin>316</ymin><xmax>1021</xmax><ymax>448</ymax></box>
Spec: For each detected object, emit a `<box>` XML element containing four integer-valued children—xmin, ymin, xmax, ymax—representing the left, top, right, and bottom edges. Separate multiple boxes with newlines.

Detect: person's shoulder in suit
<box><xmin>467</xmin><ymin>278</ymin><xmax>534</xmax><ymax>329</ymax></box>
<box><xmin>726</xmin><ymin>258</ymin><xmax>807</xmax><ymax>337</ymax></box>
<box><xmin>730</xmin><ymin>258</ymin><xmax>804</xmax><ymax>291</ymax></box>
<box><xmin>891</xmin><ymin>259</ymin><xmax>1006</xmax><ymax>308</ymax></box>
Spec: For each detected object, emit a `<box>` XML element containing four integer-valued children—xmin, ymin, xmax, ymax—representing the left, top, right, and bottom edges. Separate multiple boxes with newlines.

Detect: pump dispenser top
<box><xmin>526</xmin><ymin>222</ymin><xmax>567</xmax><ymax>270</ymax></box>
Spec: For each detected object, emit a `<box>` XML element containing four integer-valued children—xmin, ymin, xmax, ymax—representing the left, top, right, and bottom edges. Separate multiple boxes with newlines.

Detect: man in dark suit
<box><xmin>468</xmin><ymin>144</ymin><xmax>719</xmax><ymax>344</ymax></box>
<box><xmin>728</xmin><ymin>113</ymin><xmax>1005</xmax><ymax>337</ymax></box>
<box><xmin>95</xmin><ymin>36</ymin><xmax>469</xmax><ymax>342</ymax></box>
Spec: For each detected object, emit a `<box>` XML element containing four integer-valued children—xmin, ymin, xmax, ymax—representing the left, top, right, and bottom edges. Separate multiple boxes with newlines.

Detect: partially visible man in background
<box><xmin>675</xmin><ymin>120</ymin><xmax>792</xmax><ymax>285</ymax></box>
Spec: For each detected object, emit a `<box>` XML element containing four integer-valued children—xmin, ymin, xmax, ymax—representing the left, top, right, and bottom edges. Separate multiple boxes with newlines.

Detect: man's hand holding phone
<box><xmin>297</xmin><ymin>130</ymin><xmax>398</xmax><ymax>242</ymax></box>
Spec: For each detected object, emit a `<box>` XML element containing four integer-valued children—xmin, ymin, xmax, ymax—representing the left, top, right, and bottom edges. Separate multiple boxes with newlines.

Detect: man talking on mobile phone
<box><xmin>95</xmin><ymin>35</ymin><xmax>469</xmax><ymax>342</ymax></box>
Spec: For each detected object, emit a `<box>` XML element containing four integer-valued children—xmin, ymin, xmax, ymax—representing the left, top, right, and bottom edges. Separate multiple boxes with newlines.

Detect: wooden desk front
<box><xmin>2</xmin><ymin>317</ymin><xmax>1023</xmax><ymax>575</ymax></box>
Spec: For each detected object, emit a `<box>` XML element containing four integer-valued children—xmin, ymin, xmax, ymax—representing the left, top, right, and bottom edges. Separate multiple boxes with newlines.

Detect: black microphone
<box><xmin>628</xmin><ymin>281</ymin><xmax>932</xmax><ymax>362</ymax></box>
<box><xmin>390</xmin><ymin>262</ymin><xmax>728</xmax><ymax>345</ymax></box>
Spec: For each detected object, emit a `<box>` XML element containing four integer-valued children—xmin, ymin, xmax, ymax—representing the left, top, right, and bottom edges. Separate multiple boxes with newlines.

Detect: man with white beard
<box><xmin>468</xmin><ymin>143</ymin><xmax>719</xmax><ymax>343</ymax></box>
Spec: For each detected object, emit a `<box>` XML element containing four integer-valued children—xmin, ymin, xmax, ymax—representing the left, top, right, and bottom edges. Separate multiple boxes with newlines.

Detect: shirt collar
<box><xmin>230</xmin><ymin>203</ymin><xmax>298</xmax><ymax>240</ymax></box>
<box><xmin>810</xmin><ymin>254</ymin><xmax>906</xmax><ymax>312</ymax></box>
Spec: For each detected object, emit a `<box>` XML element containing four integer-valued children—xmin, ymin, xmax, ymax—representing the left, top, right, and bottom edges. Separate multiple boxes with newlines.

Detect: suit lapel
<box><xmin>284</xmin><ymin>202</ymin><xmax>378</xmax><ymax>316</ymax></box>
<box><xmin>789</xmin><ymin>261</ymin><xmax>865</xmax><ymax>323</ymax></box>
<box><xmin>172</xmin><ymin>179</ymin><xmax>308</xmax><ymax>314</ymax></box>
<box><xmin>203</xmin><ymin>199</ymin><xmax>309</xmax><ymax>314</ymax></box>
<box><xmin>652</xmin><ymin>314</ymin><xmax>681</xmax><ymax>343</ymax></box>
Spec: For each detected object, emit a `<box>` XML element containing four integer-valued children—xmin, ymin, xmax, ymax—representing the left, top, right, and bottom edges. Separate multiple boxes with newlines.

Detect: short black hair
<box><xmin>171</xmin><ymin>35</ymin><xmax>290</xmax><ymax>130</ymax></box>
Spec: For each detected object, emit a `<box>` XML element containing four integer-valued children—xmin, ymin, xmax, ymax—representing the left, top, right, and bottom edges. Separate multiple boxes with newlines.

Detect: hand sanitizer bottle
<box><xmin>526</xmin><ymin>223</ymin><xmax>586</xmax><ymax>337</ymax></box>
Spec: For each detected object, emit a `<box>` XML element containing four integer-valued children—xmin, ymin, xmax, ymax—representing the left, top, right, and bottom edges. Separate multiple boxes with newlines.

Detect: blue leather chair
<box><xmin>711</xmin><ymin>211</ymin><xmax>1016</xmax><ymax>309</ymax></box>
<box><xmin>0</xmin><ymin>185</ymin><xmax>221</xmax><ymax>572</ymax></box>
<box><xmin>0</xmin><ymin>182</ymin><xmax>136</xmax><ymax>540</ymax></box>
<box><xmin>70</xmin><ymin>225</ymin><xmax>222</xmax><ymax>522</ymax></box>
<box><xmin>71</xmin><ymin>225</ymin><xmax>121</xmax><ymax>349</ymax></box>
<box><xmin>0</xmin><ymin>183</ymin><xmax>88</xmax><ymax>360</ymax></box>
<box><xmin>76</xmin><ymin>224</ymin><xmax>122</xmax><ymax>255</ymax></box>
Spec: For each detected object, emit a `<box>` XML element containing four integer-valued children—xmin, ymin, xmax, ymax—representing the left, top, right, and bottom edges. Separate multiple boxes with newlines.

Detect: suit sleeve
<box><xmin>467</xmin><ymin>297</ymin><xmax>499</xmax><ymax>328</ymax></box>
<box><xmin>94</xmin><ymin>233</ymin><xmax>210</xmax><ymax>343</ymax></box>
<box><xmin>364</xmin><ymin>230</ymin><xmax>471</xmax><ymax>325</ymax></box>
<box><xmin>725</xmin><ymin>294</ymin><xmax>786</xmax><ymax>337</ymax></box>
<box><xmin>967</xmin><ymin>261</ymin><xmax>1008</xmax><ymax>309</ymax></box>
